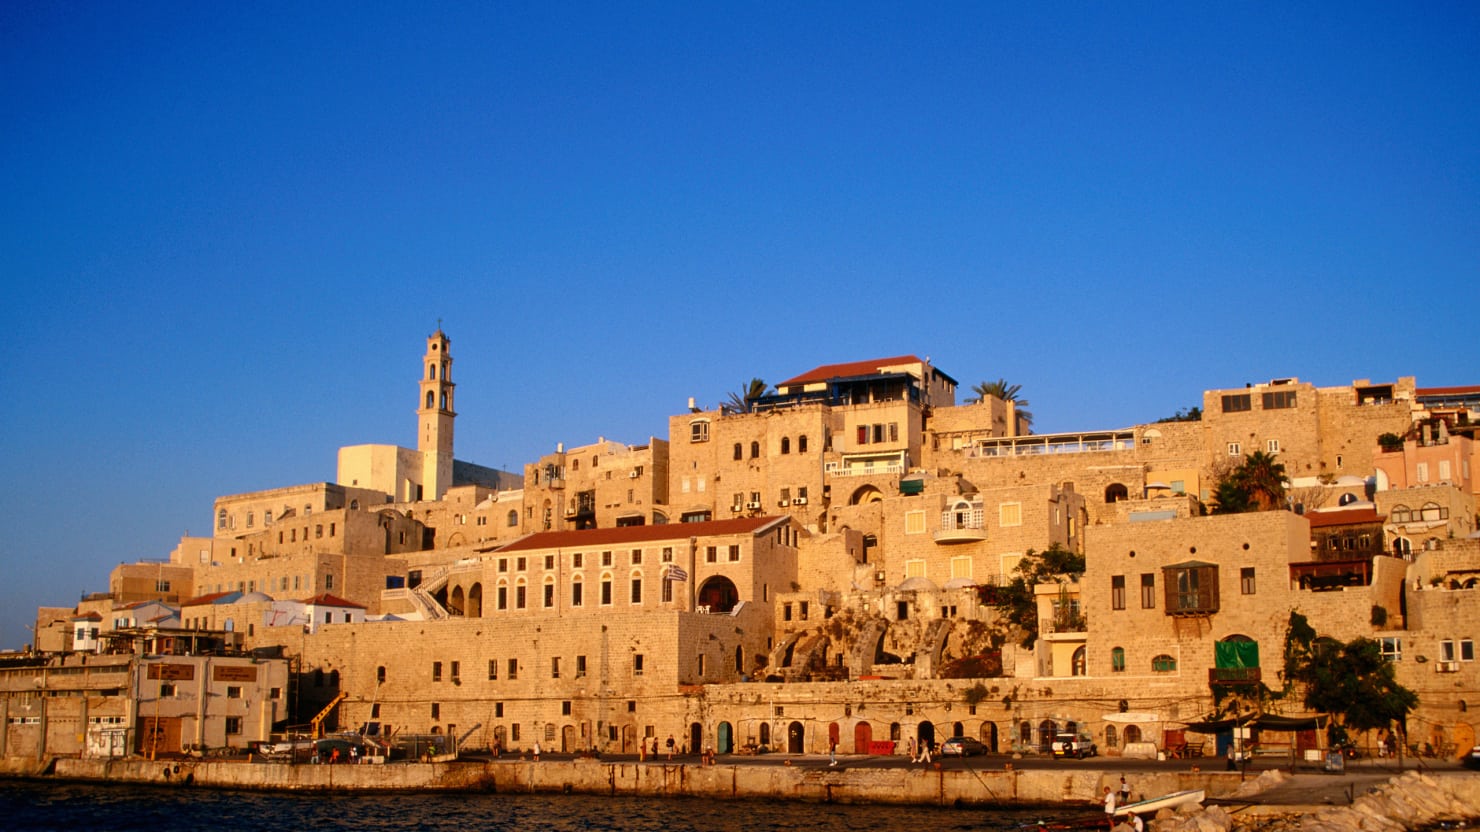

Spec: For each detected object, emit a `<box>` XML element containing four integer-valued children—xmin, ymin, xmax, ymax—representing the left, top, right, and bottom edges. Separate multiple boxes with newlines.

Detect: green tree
<box><xmin>981</xmin><ymin>544</ymin><xmax>1084</xmax><ymax>649</ymax></box>
<box><xmin>1156</xmin><ymin>406</ymin><xmax>1202</xmax><ymax>423</ymax></box>
<box><xmin>1282</xmin><ymin>612</ymin><xmax>1418</xmax><ymax>737</ymax></box>
<box><xmin>723</xmin><ymin>378</ymin><xmax>770</xmax><ymax>415</ymax></box>
<box><xmin>1211</xmin><ymin>451</ymin><xmax>1288</xmax><ymax>514</ymax></box>
<box><xmin>970</xmin><ymin>378</ymin><xmax>1034</xmax><ymax>433</ymax></box>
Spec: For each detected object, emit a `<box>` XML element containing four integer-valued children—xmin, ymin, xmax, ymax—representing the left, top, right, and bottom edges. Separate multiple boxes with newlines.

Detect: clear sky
<box><xmin>1</xmin><ymin>2</ymin><xmax>1476</xmax><ymax>650</ymax></box>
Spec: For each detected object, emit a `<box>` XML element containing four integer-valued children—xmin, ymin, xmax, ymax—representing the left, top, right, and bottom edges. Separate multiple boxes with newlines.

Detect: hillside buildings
<box><xmin>8</xmin><ymin>331</ymin><xmax>1479</xmax><ymax>764</ymax></box>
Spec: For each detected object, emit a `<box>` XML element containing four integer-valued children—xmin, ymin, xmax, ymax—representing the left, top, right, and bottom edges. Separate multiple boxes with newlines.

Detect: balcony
<box><xmin>1209</xmin><ymin>667</ymin><xmax>1262</xmax><ymax>686</ymax></box>
<box><xmin>969</xmin><ymin>429</ymin><xmax>1135</xmax><ymax>458</ymax></box>
<box><xmin>934</xmin><ymin>505</ymin><xmax>986</xmax><ymax>544</ymax></box>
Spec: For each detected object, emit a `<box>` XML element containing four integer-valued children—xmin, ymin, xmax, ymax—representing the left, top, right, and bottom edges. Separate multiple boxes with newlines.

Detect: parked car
<box><xmin>941</xmin><ymin>736</ymin><xmax>987</xmax><ymax>757</ymax></box>
<box><xmin>1464</xmin><ymin>745</ymin><xmax>1480</xmax><ymax>771</ymax></box>
<box><xmin>1051</xmin><ymin>732</ymin><xmax>1098</xmax><ymax>759</ymax></box>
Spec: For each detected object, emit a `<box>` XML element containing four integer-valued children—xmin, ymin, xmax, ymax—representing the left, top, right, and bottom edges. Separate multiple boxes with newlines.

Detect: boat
<box><xmin>1113</xmin><ymin>788</ymin><xmax>1206</xmax><ymax>816</ymax></box>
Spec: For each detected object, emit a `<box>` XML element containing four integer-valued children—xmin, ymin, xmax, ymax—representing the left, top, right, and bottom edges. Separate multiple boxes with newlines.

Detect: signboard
<box><xmin>146</xmin><ymin>663</ymin><xmax>195</xmax><ymax>681</ymax></box>
<box><xmin>213</xmin><ymin>665</ymin><xmax>258</xmax><ymax>682</ymax></box>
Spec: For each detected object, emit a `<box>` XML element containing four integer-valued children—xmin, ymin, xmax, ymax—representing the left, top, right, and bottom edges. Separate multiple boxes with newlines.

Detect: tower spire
<box><xmin>417</xmin><ymin>330</ymin><xmax>455</xmax><ymax>500</ymax></box>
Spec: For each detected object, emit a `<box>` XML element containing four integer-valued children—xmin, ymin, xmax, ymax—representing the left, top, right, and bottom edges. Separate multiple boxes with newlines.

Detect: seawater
<box><xmin>0</xmin><ymin>780</ymin><xmax>1078</xmax><ymax>832</ymax></box>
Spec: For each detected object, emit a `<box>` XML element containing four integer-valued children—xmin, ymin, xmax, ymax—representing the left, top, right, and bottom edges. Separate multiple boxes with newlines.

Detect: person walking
<box><xmin>1103</xmin><ymin>786</ymin><xmax>1117</xmax><ymax>815</ymax></box>
<box><xmin>829</xmin><ymin>740</ymin><xmax>838</xmax><ymax>766</ymax></box>
<box><xmin>1120</xmin><ymin>775</ymin><xmax>1131</xmax><ymax>803</ymax></box>
<box><xmin>533</xmin><ymin>740</ymin><xmax>541</xmax><ymax>762</ymax></box>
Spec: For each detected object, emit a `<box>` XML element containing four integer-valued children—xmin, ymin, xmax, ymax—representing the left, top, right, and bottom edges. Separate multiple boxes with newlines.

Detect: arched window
<box><xmin>426</xmin><ymin>391</ymin><xmax>435</xmax><ymax>409</ymax></box>
<box><xmin>429</xmin><ymin>365</ymin><xmax>436</xmax><ymax>380</ymax></box>
<box><xmin>1110</xmin><ymin>647</ymin><xmax>1125</xmax><ymax>673</ymax></box>
<box><xmin>440</xmin><ymin>392</ymin><xmax>448</xmax><ymax>410</ymax></box>
<box><xmin>750</xmin><ymin>441</ymin><xmax>760</xmax><ymax>459</ymax></box>
<box><xmin>507</xmin><ymin>510</ymin><xmax>518</xmax><ymax>527</ymax></box>
<box><xmin>1124</xmin><ymin>724</ymin><xmax>1142</xmax><ymax>744</ymax></box>
<box><xmin>1105</xmin><ymin>483</ymin><xmax>1129</xmax><ymax>503</ymax></box>
<box><xmin>1105</xmin><ymin>724</ymin><xmax>1118</xmax><ymax>748</ymax></box>
<box><xmin>1072</xmin><ymin>646</ymin><xmax>1086</xmax><ymax>676</ymax></box>
<box><xmin>217</xmin><ymin>508</ymin><xmax>227</xmax><ymax>529</ymax></box>
<box><xmin>781</xmin><ymin>437</ymin><xmax>791</xmax><ymax>454</ymax></box>
<box><xmin>1151</xmin><ymin>654</ymin><xmax>1177</xmax><ymax>672</ymax></box>
<box><xmin>798</xmin><ymin>435</ymin><xmax>808</xmax><ymax>453</ymax></box>
<box><xmin>1339</xmin><ymin>492</ymin><xmax>1358</xmax><ymax>506</ymax></box>
<box><xmin>1391</xmin><ymin>504</ymin><xmax>1412</xmax><ymax>523</ymax></box>
<box><xmin>733</xmin><ymin>443</ymin><xmax>743</xmax><ymax>461</ymax></box>
<box><xmin>1393</xmin><ymin>537</ymin><xmax>1412</xmax><ymax>557</ymax></box>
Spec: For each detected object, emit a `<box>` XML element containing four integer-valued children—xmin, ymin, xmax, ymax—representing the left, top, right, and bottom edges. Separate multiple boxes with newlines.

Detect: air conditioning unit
<box><xmin>778</xmin><ymin>499</ymin><xmax>790</xmax><ymax>507</ymax></box>
<box><xmin>746</xmin><ymin>501</ymin><xmax>762</xmax><ymax>510</ymax></box>
<box><xmin>730</xmin><ymin>505</ymin><xmax>743</xmax><ymax>513</ymax></box>
<box><xmin>629</xmin><ymin>471</ymin><xmax>639</xmax><ymax>478</ymax></box>
<box><xmin>1436</xmin><ymin>661</ymin><xmax>1459</xmax><ymax>673</ymax></box>
<box><xmin>793</xmin><ymin>497</ymin><xmax>808</xmax><ymax>505</ymax></box>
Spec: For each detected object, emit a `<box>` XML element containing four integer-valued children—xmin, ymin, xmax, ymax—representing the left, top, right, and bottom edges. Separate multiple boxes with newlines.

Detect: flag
<box><xmin>666</xmin><ymin>565</ymin><xmax>688</xmax><ymax>582</ymax></box>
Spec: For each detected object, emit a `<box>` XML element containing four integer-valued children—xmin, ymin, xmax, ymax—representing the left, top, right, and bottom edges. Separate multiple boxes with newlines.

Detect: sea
<box><xmin>0</xmin><ymin>780</ymin><xmax>1086</xmax><ymax>832</ymax></box>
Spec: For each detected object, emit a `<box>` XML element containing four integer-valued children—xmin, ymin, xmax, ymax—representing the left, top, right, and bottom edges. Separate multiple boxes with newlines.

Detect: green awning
<box><xmin>899</xmin><ymin>478</ymin><xmax>925</xmax><ymax>495</ymax></box>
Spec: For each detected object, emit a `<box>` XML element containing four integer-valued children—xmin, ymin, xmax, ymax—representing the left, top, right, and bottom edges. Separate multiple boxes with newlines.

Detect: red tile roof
<box><xmin>778</xmin><ymin>355</ymin><xmax>928</xmax><ymax>388</ymax></box>
<box><xmin>1305</xmin><ymin>507</ymin><xmax>1381</xmax><ymax>528</ymax></box>
<box><xmin>300</xmin><ymin>593</ymin><xmax>366</xmax><ymax>609</ymax></box>
<box><xmin>495</xmin><ymin>516</ymin><xmax>787</xmax><ymax>553</ymax></box>
<box><xmin>180</xmin><ymin>591</ymin><xmax>237</xmax><ymax>607</ymax></box>
<box><xmin>1417</xmin><ymin>385</ymin><xmax>1480</xmax><ymax>396</ymax></box>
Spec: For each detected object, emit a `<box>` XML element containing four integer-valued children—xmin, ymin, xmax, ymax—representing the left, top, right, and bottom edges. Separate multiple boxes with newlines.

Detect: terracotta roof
<box><xmin>1305</xmin><ymin>507</ymin><xmax>1382</xmax><ymax>528</ymax></box>
<box><xmin>1416</xmin><ymin>385</ymin><xmax>1480</xmax><ymax>397</ymax></box>
<box><xmin>71</xmin><ymin>612</ymin><xmax>102</xmax><ymax>621</ymax></box>
<box><xmin>180</xmin><ymin>591</ymin><xmax>239</xmax><ymax>607</ymax></box>
<box><xmin>778</xmin><ymin>355</ymin><xmax>928</xmax><ymax>388</ymax></box>
<box><xmin>300</xmin><ymin>593</ymin><xmax>366</xmax><ymax>609</ymax></box>
<box><xmin>494</xmin><ymin>516</ymin><xmax>787</xmax><ymax>553</ymax></box>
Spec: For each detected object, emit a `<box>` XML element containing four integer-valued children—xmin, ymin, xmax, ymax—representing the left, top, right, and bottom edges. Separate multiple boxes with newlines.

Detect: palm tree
<box><xmin>971</xmin><ymin>378</ymin><xmax>1034</xmax><ymax>433</ymax></box>
<box><xmin>1236</xmin><ymin>450</ymin><xmax>1288</xmax><ymax>511</ymax></box>
<box><xmin>723</xmin><ymin>378</ymin><xmax>770</xmax><ymax>415</ymax></box>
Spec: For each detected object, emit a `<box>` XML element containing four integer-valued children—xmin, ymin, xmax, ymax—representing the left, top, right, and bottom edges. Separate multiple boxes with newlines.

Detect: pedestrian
<box><xmin>920</xmin><ymin>741</ymin><xmax>933</xmax><ymax>764</ymax></box>
<box><xmin>829</xmin><ymin>740</ymin><xmax>837</xmax><ymax>766</ymax></box>
<box><xmin>907</xmin><ymin>738</ymin><xmax>917</xmax><ymax>762</ymax></box>
<box><xmin>350</xmin><ymin>745</ymin><xmax>359</xmax><ymax>765</ymax></box>
<box><xmin>666</xmin><ymin>735</ymin><xmax>675</xmax><ymax>760</ymax></box>
<box><xmin>1120</xmin><ymin>775</ymin><xmax>1130</xmax><ymax>803</ymax></box>
<box><xmin>1103</xmin><ymin>786</ymin><xmax>1117</xmax><ymax>814</ymax></box>
<box><xmin>1130</xmin><ymin>814</ymin><xmax>1144</xmax><ymax>832</ymax></box>
<box><xmin>639</xmin><ymin>739</ymin><xmax>647</xmax><ymax>762</ymax></box>
<box><xmin>330</xmin><ymin>747</ymin><xmax>340</xmax><ymax>765</ymax></box>
<box><xmin>533</xmin><ymin>740</ymin><xmax>541</xmax><ymax>762</ymax></box>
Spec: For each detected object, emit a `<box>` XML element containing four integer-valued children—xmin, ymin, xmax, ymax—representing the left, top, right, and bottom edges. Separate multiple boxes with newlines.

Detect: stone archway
<box><xmin>854</xmin><ymin>721</ymin><xmax>873</xmax><ymax>754</ymax></box>
<box><xmin>697</xmin><ymin>576</ymin><xmax>739</xmax><ymax>613</ymax></box>
<box><xmin>979</xmin><ymin>721</ymin><xmax>998</xmax><ymax>752</ymax></box>
<box><xmin>850</xmin><ymin>485</ymin><xmax>884</xmax><ymax>505</ymax></box>
<box><xmin>788</xmin><ymin>721</ymin><xmax>805</xmax><ymax>754</ymax></box>
<box><xmin>717</xmin><ymin>722</ymin><xmax>733</xmax><ymax>754</ymax></box>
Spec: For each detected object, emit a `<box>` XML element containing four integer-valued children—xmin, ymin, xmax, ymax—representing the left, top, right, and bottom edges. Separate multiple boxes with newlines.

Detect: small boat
<box><xmin>1113</xmin><ymin>788</ymin><xmax>1206</xmax><ymax>816</ymax></box>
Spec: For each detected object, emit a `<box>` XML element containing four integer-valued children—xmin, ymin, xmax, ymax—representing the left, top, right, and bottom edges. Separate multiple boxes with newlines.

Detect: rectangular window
<box><xmin>1221</xmin><ymin>393</ymin><xmax>1252</xmax><ymax>413</ymax></box>
<box><xmin>1241</xmin><ymin>567</ymin><xmax>1256</xmax><ymax>595</ymax></box>
<box><xmin>1266</xmin><ymin>439</ymin><xmax>1280</xmax><ymax>453</ymax></box>
<box><xmin>545</xmin><ymin>555</ymin><xmax>555</xmax><ymax>570</ymax></box>
<box><xmin>507</xmin><ymin>659</ymin><xmax>518</xmax><ymax>680</ymax></box>
<box><xmin>433</xmin><ymin>662</ymin><xmax>443</xmax><ymax>682</ymax></box>
<box><xmin>999</xmin><ymin>503</ymin><xmax>1022</xmax><ymax>527</ymax></box>
<box><xmin>1227</xmin><ymin>442</ymin><xmax>1241</xmax><ymax>456</ymax></box>
<box><xmin>571</xmin><ymin>582</ymin><xmax>583</xmax><ymax>606</ymax></box>
<box><xmin>630</xmin><ymin>578</ymin><xmax>642</xmax><ymax>604</ymax></box>
<box><xmin>498</xmin><ymin>558</ymin><xmax>508</xmax><ymax>573</ymax></box>
<box><xmin>602</xmin><ymin>551</ymin><xmax>613</xmax><ymax>567</ymax></box>
<box><xmin>576</xmin><ymin>655</ymin><xmax>587</xmax><ymax>677</ymax></box>
<box><xmin>225</xmin><ymin>716</ymin><xmax>242</xmax><ymax>735</ymax></box>
<box><xmin>1140</xmin><ymin>574</ymin><xmax>1156</xmax><ymax>609</ymax></box>
<box><xmin>1111</xmin><ymin>576</ymin><xmax>1126</xmax><ymax>610</ymax></box>
<box><xmin>697</xmin><ymin>654</ymin><xmax>706</xmax><ymax>676</ymax></box>
<box><xmin>1439</xmin><ymin>460</ymin><xmax>1452</xmax><ymax>481</ymax></box>
<box><xmin>226</xmin><ymin>686</ymin><xmax>242</xmax><ymax>699</ymax></box>
<box><xmin>601</xmin><ymin>579</ymin><xmax>612</xmax><ymax>605</ymax></box>
<box><xmin>1461</xmin><ymin>640</ymin><xmax>1475</xmax><ymax>662</ymax></box>
<box><xmin>950</xmin><ymin>556</ymin><xmax>972</xmax><ymax>580</ymax></box>
<box><xmin>662</xmin><ymin>579</ymin><xmax>673</xmax><ymax>603</ymax></box>
<box><xmin>516</xmin><ymin>557</ymin><xmax>527</xmax><ymax>572</ymax></box>
<box><xmin>1417</xmin><ymin>462</ymin><xmax>1429</xmax><ymax>483</ymax></box>
<box><xmin>706</xmin><ymin>546</ymin><xmax>717</xmax><ymax>563</ymax></box>
<box><xmin>631</xmin><ymin>549</ymin><xmax>642</xmax><ymax>565</ymax></box>
<box><xmin>572</xmin><ymin>552</ymin><xmax>583</xmax><ymax>568</ymax></box>
<box><xmin>431</xmin><ymin>703</ymin><xmax>440</xmax><ymax>720</ymax></box>
<box><xmin>661</xmin><ymin>547</ymin><xmax>673</xmax><ymax>563</ymax></box>
<box><xmin>633</xmin><ymin>654</ymin><xmax>644</xmax><ymax>676</ymax></box>
<box><xmin>728</xmin><ymin>544</ymin><xmax>740</xmax><ymax>562</ymax></box>
<box><xmin>1261</xmin><ymin>390</ymin><xmax>1297</xmax><ymax>410</ymax></box>
<box><xmin>544</xmin><ymin>583</ymin><xmax>554</xmax><ymax>608</ymax></box>
<box><xmin>551</xmin><ymin>657</ymin><xmax>561</xmax><ymax>678</ymax></box>
<box><xmin>488</xmin><ymin>659</ymin><xmax>497</xmax><ymax>680</ymax></box>
<box><xmin>1379</xmin><ymin>637</ymin><xmax>1402</xmax><ymax>662</ymax></box>
<box><xmin>516</xmin><ymin>585</ymin><xmax>526</xmax><ymax>609</ymax></box>
<box><xmin>904</xmin><ymin>510</ymin><xmax>926</xmax><ymax>534</ymax></box>
<box><xmin>904</xmin><ymin>559</ymin><xmax>926</xmax><ymax>578</ymax></box>
<box><xmin>690</xmin><ymin>420</ymin><xmax>709</xmax><ymax>442</ymax></box>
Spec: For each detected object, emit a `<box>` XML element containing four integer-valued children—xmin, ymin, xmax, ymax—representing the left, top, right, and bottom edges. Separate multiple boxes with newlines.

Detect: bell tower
<box><xmin>417</xmin><ymin>328</ymin><xmax>455</xmax><ymax>500</ymax></box>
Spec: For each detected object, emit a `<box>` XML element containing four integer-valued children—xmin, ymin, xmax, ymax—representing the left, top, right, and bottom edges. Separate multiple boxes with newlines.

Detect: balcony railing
<box><xmin>1209</xmin><ymin>667</ymin><xmax>1262</xmax><ymax>685</ymax></box>
<box><xmin>824</xmin><ymin>460</ymin><xmax>905</xmax><ymax>477</ymax></box>
<box><xmin>935</xmin><ymin>507</ymin><xmax>986</xmax><ymax>543</ymax></box>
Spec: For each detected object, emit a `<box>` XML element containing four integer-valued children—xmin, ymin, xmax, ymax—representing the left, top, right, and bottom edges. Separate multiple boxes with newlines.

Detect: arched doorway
<box><xmin>759</xmin><ymin>722</ymin><xmax>771</xmax><ymax>748</ymax></box>
<box><xmin>450</xmin><ymin>586</ymin><xmax>465</xmax><ymax>616</ymax></box>
<box><xmin>854</xmin><ymin>721</ymin><xmax>873</xmax><ymax>754</ymax></box>
<box><xmin>1105</xmin><ymin>483</ymin><xmax>1129</xmax><ymax>503</ymax></box>
<box><xmin>828</xmin><ymin>721</ymin><xmax>840</xmax><ymax>751</ymax></box>
<box><xmin>696</xmin><ymin>576</ymin><xmax>739</xmax><ymax>613</ymax></box>
<box><xmin>690</xmin><ymin>722</ymin><xmax>703</xmax><ymax>755</ymax></box>
<box><xmin>622</xmin><ymin>725</ymin><xmax>636</xmax><ymax>753</ymax></box>
<box><xmin>467</xmin><ymin>583</ymin><xmax>483</xmax><ymax>617</ymax></box>
<box><xmin>788</xmin><ymin>721</ymin><xmax>805</xmax><ymax>754</ymax></box>
<box><xmin>1038</xmin><ymin>720</ymin><xmax>1058</xmax><ymax>753</ymax></box>
<box><xmin>917</xmin><ymin>720</ymin><xmax>936</xmax><ymax>750</ymax></box>
<box><xmin>1124</xmin><ymin>724</ymin><xmax>1143</xmax><ymax>744</ymax></box>
<box><xmin>717</xmin><ymin>722</ymin><xmax>733</xmax><ymax>754</ymax></box>
<box><xmin>979</xmin><ymin>721</ymin><xmax>998</xmax><ymax>752</ymax></box>
<box><xmin>562</xmin><ymin>724</ymin><xmax>577</xmax><ymax>753</ymax></box>
<box><xmin>850</xmin><ymin>485</ymin><xmax>884</xmax><ymax>505</ymax></box>
<box><xmin>952</xmin><ymin>721</ymin><xmax>964</xmax><ymax>738</ymax></box>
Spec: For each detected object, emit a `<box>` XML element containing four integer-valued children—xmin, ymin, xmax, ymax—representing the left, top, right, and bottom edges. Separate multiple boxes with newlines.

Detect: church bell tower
<box><xmin>417</xmin><ymin>329</ymin><xmax>455</xmax><ymax>500</ymax></box>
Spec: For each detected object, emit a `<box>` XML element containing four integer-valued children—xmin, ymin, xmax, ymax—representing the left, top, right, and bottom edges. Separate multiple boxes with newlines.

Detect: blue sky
<box><xmin>1</xmin><ymin>2</ymin><xmax>1476</xmax><ymax>649</ymax></box>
